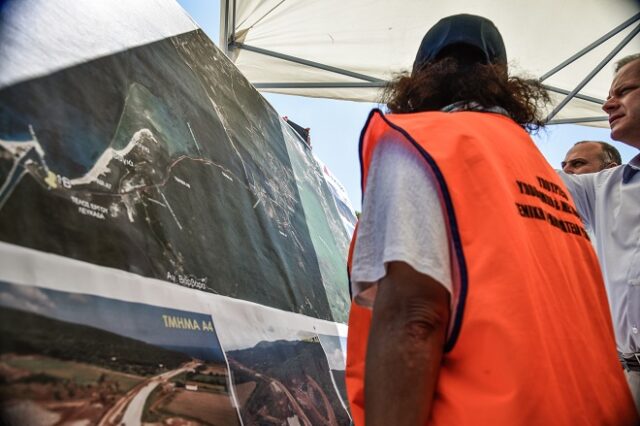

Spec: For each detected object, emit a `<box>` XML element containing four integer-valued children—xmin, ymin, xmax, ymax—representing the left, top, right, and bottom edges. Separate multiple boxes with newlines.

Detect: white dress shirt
<box><xmin>560</xmin><ymin>153</ymin><xmax>640</xmax><ymax>354</ymax></box>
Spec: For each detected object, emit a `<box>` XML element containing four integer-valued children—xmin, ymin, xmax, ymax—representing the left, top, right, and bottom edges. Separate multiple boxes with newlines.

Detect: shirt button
<box><xmin>633</xmin><ymin>327</ymin><xmax>639</xmax><ymax>334</ymax></box>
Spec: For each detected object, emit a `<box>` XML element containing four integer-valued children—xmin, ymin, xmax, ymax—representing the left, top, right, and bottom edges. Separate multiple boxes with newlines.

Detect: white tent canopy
<box><xmin>221</xmin><ymin>0</ymin><xmax>640</xmax><ymax>126</ymax></box>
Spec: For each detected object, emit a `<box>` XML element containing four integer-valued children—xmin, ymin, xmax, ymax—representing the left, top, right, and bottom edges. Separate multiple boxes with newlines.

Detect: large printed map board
<box><xmin>0</xmin><ymin>0</ymin><xmax>353</xmax><ymax>424</ymax></box>
<box><xmin>0</xmin><ymin>27</ymin><xmax>351</xmax><ymax>321</ymax></box>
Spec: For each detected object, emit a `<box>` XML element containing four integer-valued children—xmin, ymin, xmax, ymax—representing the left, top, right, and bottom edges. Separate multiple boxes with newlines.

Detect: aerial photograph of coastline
<box><xmin>0</xmin><ymin>28</ymin><xmax>349</xmax><ymax>322</ymax></box>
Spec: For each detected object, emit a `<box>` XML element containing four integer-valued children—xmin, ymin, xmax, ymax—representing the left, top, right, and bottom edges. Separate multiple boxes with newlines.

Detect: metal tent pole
<box><xmin>540</xmin><ymin>13</ymin><xmax>640</xmax><ymax>81</ymax></box>
<box><xmin>231</xmin><ymin>42</ymin><xmax>386</xmax><ymax>83</ymax></box>
<box><xmin>545</xmin><ymin>22</ymin><xmax>640</xmax><ymax>122</ymax></box>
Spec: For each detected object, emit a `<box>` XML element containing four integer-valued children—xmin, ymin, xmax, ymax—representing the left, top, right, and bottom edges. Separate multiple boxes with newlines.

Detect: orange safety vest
<box><xmin>346</xmin><ymin>109</ymin><xmax>637</xmax><ymax>426</ymax></box>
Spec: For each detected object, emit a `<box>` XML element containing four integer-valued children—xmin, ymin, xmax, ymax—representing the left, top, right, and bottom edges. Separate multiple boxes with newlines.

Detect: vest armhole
<box><xmin>358</xmin><ymin>108</ymin><xmax>385</xmax><ymax>205</ymax></box>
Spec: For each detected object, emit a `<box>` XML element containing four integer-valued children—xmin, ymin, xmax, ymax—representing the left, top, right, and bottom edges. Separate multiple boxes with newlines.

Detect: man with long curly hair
<box><xmin>345</xmin><ymin>14</ymin><xmax>637</xmax><ymax>426</ymax></box>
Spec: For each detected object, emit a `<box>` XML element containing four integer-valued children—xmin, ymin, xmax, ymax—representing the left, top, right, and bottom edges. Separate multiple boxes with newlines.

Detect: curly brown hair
<box><xmin>382</xmin><ymin>54</ymin><xmax>550</xmax><ymax>132</ymax></box>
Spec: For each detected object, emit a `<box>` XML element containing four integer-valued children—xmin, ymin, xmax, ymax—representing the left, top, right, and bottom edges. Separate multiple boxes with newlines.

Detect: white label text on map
<box><xmin>166</xmin><ymin>271</ymin><xmax>207</xmax><ymax>290</ymax></box>
<box><xmin>71</xmin><ymin>196</ymin><xmax>108</xmax><ymax>220</ymax></box>
<box><xmin>113</xmin><ymin>152</ymin><xmax>134</xmax><ymax>167</ymax></box>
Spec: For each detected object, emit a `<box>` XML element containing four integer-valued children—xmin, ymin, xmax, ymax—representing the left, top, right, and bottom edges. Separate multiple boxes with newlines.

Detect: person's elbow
<box><xmin>371</xmin><ymin>261</ymin><xmax>451</xmax><ymax>345</ymax></box>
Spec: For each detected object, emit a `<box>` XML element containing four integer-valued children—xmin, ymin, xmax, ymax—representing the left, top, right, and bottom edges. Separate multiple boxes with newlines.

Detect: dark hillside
<box><xmin>0</xmin><ymin>306</ymin><xmax>190</xmax><ymax>375</ymax></box>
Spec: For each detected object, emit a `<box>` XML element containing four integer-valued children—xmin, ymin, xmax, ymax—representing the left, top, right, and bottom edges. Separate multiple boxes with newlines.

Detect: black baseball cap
<box><xmin>412</xmin><ymin>14</ymin><xmax>507</xmax><ymax>72</ymax></box>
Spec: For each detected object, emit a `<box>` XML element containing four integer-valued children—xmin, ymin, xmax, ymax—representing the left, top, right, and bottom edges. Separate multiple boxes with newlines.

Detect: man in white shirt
<box><xmin>560</xmin><ymin>53</ymin><xmax>640</xmax><ymax>412</ymax></box>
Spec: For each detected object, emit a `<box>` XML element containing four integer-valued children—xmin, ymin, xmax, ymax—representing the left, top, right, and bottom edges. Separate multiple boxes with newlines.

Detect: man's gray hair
<box><xmin>615</xmin><ymin>53</ymin><xmax>640</xmax><ymax>73</ymax></box>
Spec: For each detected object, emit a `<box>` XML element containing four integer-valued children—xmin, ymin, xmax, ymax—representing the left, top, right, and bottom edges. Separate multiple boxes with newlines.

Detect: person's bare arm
<box><xmin>365</xmin><ymin>261</ymin><xmax>451</xmax><ymax>426</ymax></box>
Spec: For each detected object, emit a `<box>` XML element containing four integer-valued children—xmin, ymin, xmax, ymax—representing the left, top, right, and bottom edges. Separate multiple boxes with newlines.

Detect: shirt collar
<box><xmin>622</xmin><ymin>153</ymin><xmax>640</xmax><ymax>184</ymax></box>
<box><xmin>441</xmin><ymin>101</ymin><xmax>509</xmax><ymax>117</ymax></box>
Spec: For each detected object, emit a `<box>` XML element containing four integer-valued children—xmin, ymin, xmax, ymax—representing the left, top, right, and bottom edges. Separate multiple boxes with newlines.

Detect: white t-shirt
<box><xmin>350</xmin><ymin>134</ymin><xmax>454</xmax><ymax>309</ymax></box>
